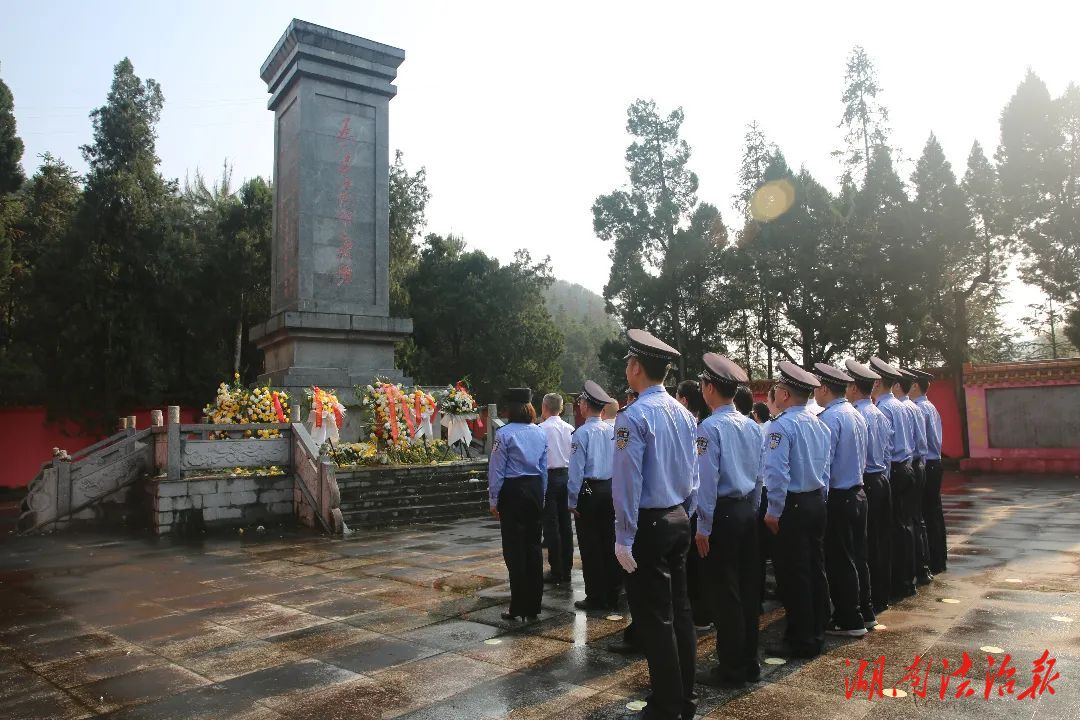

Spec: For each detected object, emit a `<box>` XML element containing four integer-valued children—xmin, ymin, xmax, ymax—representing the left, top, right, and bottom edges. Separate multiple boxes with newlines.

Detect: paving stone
<box><xmin>318</xmin><ymin>635</ymin><xmax>442</xmax><ymax>674</ymax></box>
<box><xmin>67</xmin><ymin>663</ymin><xmax>208</xmax><ymax>714</ymax></box>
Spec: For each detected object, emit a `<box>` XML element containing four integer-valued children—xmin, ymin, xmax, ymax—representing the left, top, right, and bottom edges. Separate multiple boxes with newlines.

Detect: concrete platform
<box><xmin>1</xmin><ymin>472</ymin><xmax>1077</xmax><ymax>719</ymax></box>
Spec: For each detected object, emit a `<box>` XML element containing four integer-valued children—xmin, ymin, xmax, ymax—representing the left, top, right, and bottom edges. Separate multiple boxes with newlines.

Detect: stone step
<box><xmin>341</xmin><ymin>498</ymin><xmax>487</xmax><ymax>528</ymax></box>
<box><xmin>336</xmin><ymin>473</ymin><xmax>487</xmax><ymax>492</ymax></box>
<box><xmin>339</xmin><ymin>487</ymin><xmax>488</xmax><ymax>512</ymax></box>
<box><xmin>339</xmin><ymin>481</ymin><xmax>487</xmax><ymax>503</ymax></box>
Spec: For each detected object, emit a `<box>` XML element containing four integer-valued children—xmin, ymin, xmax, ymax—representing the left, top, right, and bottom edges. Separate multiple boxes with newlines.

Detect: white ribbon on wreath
<box><xmin>441</xmin><ymin>413</ymin><xmax>478</xmax><ymax>447</ymax></box>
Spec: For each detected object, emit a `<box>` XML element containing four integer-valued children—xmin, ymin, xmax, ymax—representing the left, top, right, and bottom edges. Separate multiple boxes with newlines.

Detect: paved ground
<box><xmin>1</xmin><ymin>472</ymin><xmax>1077</xmax><ymax>720</ymax></box>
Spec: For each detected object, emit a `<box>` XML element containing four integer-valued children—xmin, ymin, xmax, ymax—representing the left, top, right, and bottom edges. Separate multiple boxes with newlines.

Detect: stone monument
<box><xmin>250</xmin><ymin>19</ymin><xmax>412</xmax><ymax>398</ymax></box>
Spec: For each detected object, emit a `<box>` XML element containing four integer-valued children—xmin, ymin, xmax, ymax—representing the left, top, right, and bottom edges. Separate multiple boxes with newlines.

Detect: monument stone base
<box><xmin>251</xmin><ymin>310</ymin><xmax>413</xmax><ymax>398</ymax></box>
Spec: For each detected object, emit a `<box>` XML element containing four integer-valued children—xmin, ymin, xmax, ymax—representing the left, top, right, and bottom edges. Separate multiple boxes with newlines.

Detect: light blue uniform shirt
<box><xmin>902</xmin><ymin>397</ymin><xmax>928</xmax><ymax>461</ymax></box>
<box><xmin>568</xmin><ymin>416</ymin><xmax>615</xmax><ymax>508</ymax></box>
<box><xmin>695</xmin><ymin>404</ymin><xmax>764</xmax><ymax>537</ymax></box>
<box><xmin>853</xmin><ymin>398</ymin><xmax>891</xmax><ymax>476</ymax></box>
<box><xmin>612</xmin><ymin>385</ymin><xmax>698</xmax><ymax>547</ymax></box>
<box><xmin>915</xmin><ymin>396</ymin><xmax>943</xmax><ymax>460</ymax></box>
<box><xmin>817</xmin><ymin>398</ymin><xmax>868</xmax><ymax>491</ymax></box>
<box><xmin>875</xmin><ymin>393</ymin><xmax>913</xmax><ymax>463</ymax></box>
<box><xmin>488</xmin><ymin>422</ymin><xmax>548</xmax><ymax>508</ymax></box>
<box><xmin>763</xmin><ymin>404</ymin><xmax>830</xmax><ymax>518</ymax></box>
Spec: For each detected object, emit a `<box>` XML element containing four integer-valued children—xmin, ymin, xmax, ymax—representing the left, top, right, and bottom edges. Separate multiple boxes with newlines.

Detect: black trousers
<box><xmin>863</xmin><ymin>472</ymin><xmax>892</xmax><ymax>613</ymax></box>
<box><xmin>575</xmin><ymin>479</ymin><xmax>621</xmax><ymax>607</ymax></box>
<box><xmin>923</xmin><ymin>459</ymin><xmax>947</xmax><ymax>573</ymax></box>
<box><xmin>687</xmin><ymin>514</ymin><xmax>710</xmax><ymax>626</ymax></box>
<box><xmin>543</xmin><ymin>468</ymin><xmax>573</xmax><ymax>579</ymax></box>
<box><xmin>912</xmin><ymin>459</ymin><xmax>931</xmax><ymax>579</ymax></box>
<box><xmin>757</xmin><ymin>485</ymin><xmax>771</xmax><ymax>613</ymax></box>
<box><xmin>703</xmin><ymin>493</ymin><xmax>761</xmax><ymax>679</ymax></box>
<box><xmin>825</xmin><ymin>486</ymin><xmax>873</xmax><ymax>629</ymax></box>
<box><xmin>499</xmin><ymin>475</ymin><xmax>545</xmax><ymax>617</ymax></box>
<box><xmin>625</xmin><ymin>505</ymin><xmax>695</xmax><ymax>720</ymax></box>
<box><xmin>889</xmin><ymin>461</ymin><xmax>917</xmax><ymax>599</ymax></box>
<box><xmin>773</xmin><ymin>490</ymin><xmax>829</xmax><ymax>655</ymax></box>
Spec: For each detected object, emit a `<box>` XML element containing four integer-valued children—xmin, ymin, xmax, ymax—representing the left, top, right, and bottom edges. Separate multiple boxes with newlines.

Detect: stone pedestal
<box><xmin>251</xmin><ymin>19</ymin><xmax>412</xmax><ymax>398</ymax></box>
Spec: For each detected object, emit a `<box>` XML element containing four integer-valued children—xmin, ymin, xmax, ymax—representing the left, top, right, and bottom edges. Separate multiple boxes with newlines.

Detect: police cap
<box><xmin>813</xmin><ymin>362</ymin><xmax>853</xmax><ymax>391</ymax></box>
<box><xmin>699</xmin><ymin>352</ymin><xmax>749</xmax><ymax>389</ymax></box>
<box><xmin>776</xmin><ymin>361</ymin><xmax>820</xmax><ymax>393</ymax></box>
<box><xmin>623</xmin><ymin>329</ymin><xmax>681</xmax><ymax>362</ymax></box>
<box><xmin>580</xmin><ymin>380</ymin><xmax>614</xmax><ymax>408</ymax></box>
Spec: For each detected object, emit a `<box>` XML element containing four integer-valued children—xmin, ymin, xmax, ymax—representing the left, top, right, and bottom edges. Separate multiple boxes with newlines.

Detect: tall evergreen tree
<box><xmin>835</xmin><ymin>46</ymin><xmax>891</xmax><ymax>186</ymax></box>
<box><xmin>594</xmin><ymin>99</ymin><xmax>736</xmax><ymax>380</ymax></box>
<box><xmin>996</xmin><ymin>72</ymin><xmax>1080</xmax><ymax>331</ymax></box>
<box><xmin>0</xmin><ymin>71</ymin><xmax>24</xmax><ymax>194</ymax></box>
<box><xmin>389</xmin><ymin>150</ymin><xmax>430</xmax><ymax>315</ymax></box>
<box><xmin>36</xmin><ymin>58</ymin><xmax>182</xmax><ymax>425</ymax></box>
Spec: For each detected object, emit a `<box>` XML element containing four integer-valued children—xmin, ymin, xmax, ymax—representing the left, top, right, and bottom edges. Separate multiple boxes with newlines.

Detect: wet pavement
<box><xmin>1</xmin><ymin>472</ymin><xmax>1077</xmax><ymax>719</ymax></box>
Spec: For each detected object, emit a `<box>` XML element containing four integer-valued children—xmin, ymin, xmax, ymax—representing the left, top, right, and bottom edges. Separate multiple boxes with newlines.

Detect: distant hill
<box><xmin>543</xmin><ymin>280</ymin><xmax>621</xmax><ymax>393</ymax></box>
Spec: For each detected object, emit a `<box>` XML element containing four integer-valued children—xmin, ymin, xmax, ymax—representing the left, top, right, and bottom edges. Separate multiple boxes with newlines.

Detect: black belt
<box><xmin>640</xmin><ymin>504</ymin><xmax>681</xmax><ymax>515</ymax></box>
<box><xmin>830</xmin><ymin>485</ymin><xmax>864</xmax><ymax>493</ymax></box>
<box><xmin>863</xmin><ymin>471</ymin><xmax>885</xmax><ymax>480</ymax></box>
<box><xmin>549</xmin><ymin>466</ymin><xmax>569</xmax><ymax>475</ymax></box>
<box><xmin>505</xmin><ymin>474</ymin><xmax>542</xmax><ymax>482</ymax></box>
<box><xmin>716</xmin><ymin>490</ymin><xmax>757</xmax><ymax>503</ymax></box>
<box><xmin>787</xmin><ymin>489</ymin><xmax>822</xmax><ymax>498</ymax></box>
<box><xmin>891</xmin><ymin>460</ymin><xmax>912</xmax><ymax>469</ymax></box>
<box><xmin>584</xmin><ymin>477</ymin><xmax>611</xmax><ymax>483</ymax></box>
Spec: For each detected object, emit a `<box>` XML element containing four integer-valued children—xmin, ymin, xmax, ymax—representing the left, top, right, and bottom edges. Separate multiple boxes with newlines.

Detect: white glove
<box><xmin>615</xmin><ymin>543</ymin><xmax>637</xmax><ymax>573</ymax></box>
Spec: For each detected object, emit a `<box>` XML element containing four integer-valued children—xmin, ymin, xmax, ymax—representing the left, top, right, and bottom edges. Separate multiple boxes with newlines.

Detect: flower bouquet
<box><xmin>438</xmin><ymin>381</ymin><xmax>479</xmax><ymax>453</ymax></box>
<box><xmin>356</xmin><ymin>381</ymin><xmax>438</xmax><ymax>447</ymax></box>
<box><xmin>305</xmin><ymin>387</ymin><xmax>345</xmax><ymax>446</ymax></box>
<box><xmin>203</xmin><ymin>373</ymin><xmax>289</xmax><ymax>439</ymax></box>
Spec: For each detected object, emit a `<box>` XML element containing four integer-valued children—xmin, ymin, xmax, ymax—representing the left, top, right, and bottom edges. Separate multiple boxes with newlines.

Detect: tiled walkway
<box><xmin>1</xmin><ymin>473</ymin><xmax>1077</xmax><ymax>719</ymax></box>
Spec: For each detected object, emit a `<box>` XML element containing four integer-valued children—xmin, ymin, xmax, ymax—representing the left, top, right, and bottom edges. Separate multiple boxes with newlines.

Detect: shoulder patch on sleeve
<box><xmin>492</xmin><ymin>438</ymin><xmax>501</xmax><ymax>453</ymax></box>
<box><xmin>696</xmin><ymin>436</ymin><xmax>708</xmax><ymax>456</ymax></box>
<box><xmin>616</xmin><ymin>426</ymin><xmax>630</xmax><ymax>450</ymax></box>
<box><xmin>768</xmin><ymin>432</ymin><xmax>782</xmax><ymax>450</ymax></box>
<box><xmin>570</xmin><ymin>441</ymin><xmax>578</xmax><ymax>455</ymax></box>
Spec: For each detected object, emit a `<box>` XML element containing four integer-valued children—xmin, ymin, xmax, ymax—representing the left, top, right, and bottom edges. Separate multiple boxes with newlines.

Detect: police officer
<box><xmin>694</xmin><ymin>353</ymin><xmax>764</xmax><ymax>687</ymax></box>
<box><xmin>910</xmin><ymin>369</ymin><xmax>946</xmax><ymax>574</ymax></box>
<box><xmin>613</xmin><ymin>329</ymin><xmax>698</xmax><ymax>720</ymax></box>
<box><xmin>488</xmin><ymin>387</ymin><xmax>548</xmax><ymax>621</ymax></box>
<box><xmin>898</xmin><ymin>370</ymin><xmax>932</xmax><ymax>586</ymax></box>
<box><xmin>813</xmin><ymin>363</ymin><xmax>873</xmax><ymax>636</ymax></box>
<box><xmin>845</xmin><ymin>360</ymin><xmax>894</xmax><ymax>616</ymax></box>
<box><xmin>540</xmin><ymin>393</ymin><xmax>575</xmax><ymax>584</ymax></box>
<box><xmin>763</xmin><ymin>361</ymin><xmax>831</xmax><ymax>659</ymax></box>
<box><xmin>569</xmin><ymin>380</ymin><xmax>620</xmax><ymax>611</ymax></box>
<box><xmin>869</xmin><ymin>358</ymin><xmax>917</xmax><ymax>601</ymax></box>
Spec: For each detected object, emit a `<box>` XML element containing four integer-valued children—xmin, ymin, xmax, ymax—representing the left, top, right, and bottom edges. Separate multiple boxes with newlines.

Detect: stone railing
<box><xmin>19</xmin><ymin>419</ymin><xmax>155</xmax><ymax>533</ymax></box>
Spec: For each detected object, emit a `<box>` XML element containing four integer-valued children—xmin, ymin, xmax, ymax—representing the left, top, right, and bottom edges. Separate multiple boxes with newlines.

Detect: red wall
<box><xmin>0</xmin><ymin>407</ymin><xmax>200</xmax><ymax>489</ymax></box>
<box><xmin>927</xmin><ymin>379</ymin><xmax>963</xmax><ymax>459</ymax></box>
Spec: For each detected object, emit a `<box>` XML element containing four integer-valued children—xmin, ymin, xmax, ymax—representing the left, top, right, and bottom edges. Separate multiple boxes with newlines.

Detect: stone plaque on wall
<box><xmin>986</xmin><ymin>385</ymin><xmax>1080</xmax><ymax>448</ymax></box>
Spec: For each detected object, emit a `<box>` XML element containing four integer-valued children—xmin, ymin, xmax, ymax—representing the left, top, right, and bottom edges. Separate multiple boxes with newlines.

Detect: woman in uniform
<box><xmin>488</xmin><ymin>387</ymin><xmax>549</xmax><ymax>621</ymax></box>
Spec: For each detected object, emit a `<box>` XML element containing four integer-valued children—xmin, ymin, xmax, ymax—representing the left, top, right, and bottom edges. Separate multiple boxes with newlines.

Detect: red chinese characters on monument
<box><xmin>840</xmin><ymin>650</ymin><xmax>1060</xmax><ymax>702</ymax></box>
<box><xmin>334</xmin><ymin>117</ymin><xmax>355</xmax><ymax>286</ymax></box>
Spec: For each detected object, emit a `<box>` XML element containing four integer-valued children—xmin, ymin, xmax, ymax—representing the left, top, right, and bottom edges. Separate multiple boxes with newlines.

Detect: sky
<box><xmin>4</xmin><ymin>0</ymin><xmax>1079</xmax><ymax>328</ymax></box>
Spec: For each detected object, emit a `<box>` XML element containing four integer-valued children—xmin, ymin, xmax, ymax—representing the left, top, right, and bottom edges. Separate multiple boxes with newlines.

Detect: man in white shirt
<box><xmin>540</xmin><ymin>392</ymin><xmax>575</xmax><ymax>583</ymax></box>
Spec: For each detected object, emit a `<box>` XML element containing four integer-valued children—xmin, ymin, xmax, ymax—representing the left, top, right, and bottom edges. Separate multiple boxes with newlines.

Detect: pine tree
<box><xmin>595</xmin><ymin>99</ymin><xmax>738</xmax><ymax>380</ymax></box>
<box><xmin>0</xmin><ymin>71</ymin><xmax>24</xmax><ymax>194</ymax></box>
<box><xmin>835</xmin><ymin>46</ymin><xmax>891</xmax><ymax>186</ymax></box>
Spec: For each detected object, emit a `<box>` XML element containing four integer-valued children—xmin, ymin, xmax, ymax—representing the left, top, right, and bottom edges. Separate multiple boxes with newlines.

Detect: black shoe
<box><xmin>543</xmin><ymin>572</ymin><xmax>569</xmax><ymax>585</ymax></box>
<box><xmin>574</xmin><ymin>599</ymin><xmax>606</xmax><ymax>611</ymax></box>
<box><xmin>500</xmin><ymin>611</ymin><xmax>520</xmax><ymax>621</ymax></box>
<box><xmin>607</xmin><ymin>638</ymin><xmax>641</xmax><ymax>655</ymax></box>
<box><xmin>917</xmin><ymin>572</ymin><xmax>934</xmax><ymax>586</ymax></box>
<box><xmin>523</xmin><ymin>615</ymin><xmax>539</xmax><ymax>623</ymax></box>
<box><xmin>744</xmin><ymin>663</ymin><xmax>762</xmax><ymax>683</ymax></box>
<box><xmin>765</xmin><ymin>642</ymin><xmax>821</xmax><ymax>659</ymax></box>
<box><xmin>696</xmin><ymin>667</ymin><xmax>745</xmax><ymax>688</ymax></box>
